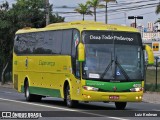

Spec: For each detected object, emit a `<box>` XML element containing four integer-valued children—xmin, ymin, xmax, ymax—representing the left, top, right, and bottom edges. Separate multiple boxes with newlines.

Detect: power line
<box><xmin>107</xmin><ymin>0</ymin><xmax>159</xmax><ymax>8</ymax></box>
<box><xmin>53</xmin><ymin>1</ymin><xmax>159</xmax><ymax>23</ymax></box>
<box><xmin>97</xmin><ymin>3</ymin><xmax>159</xmax><ymax>13</ymax></box>
<box><xmin>108</xmin><ymin>11</ymin><xmax>156</xmax><ymax>21</ymax></box>
<box><xmin>53</xmin><ymin>0</ymin><xmax>158</xmax><ymax>9</ymax></box>
<box><xmin>96</xmin><ymin>11</ymin><xmax>156</xmax><ymax>18</ymax></box>
<box><xmin>58</xmin><ymin>3</ymin><xmax>158</xmax><ymax>18</ymax></box>
<box><xmin>54</xmin><ymin>2</ymin><xmax>158</xmax><ymax>14</ymax></box>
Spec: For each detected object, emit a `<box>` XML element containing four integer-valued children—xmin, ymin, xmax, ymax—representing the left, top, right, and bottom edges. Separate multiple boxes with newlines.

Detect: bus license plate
<box><xmin>109</xmin><ymin>95</ymin><xmax>119</xmax><ymax>100</ymax></box>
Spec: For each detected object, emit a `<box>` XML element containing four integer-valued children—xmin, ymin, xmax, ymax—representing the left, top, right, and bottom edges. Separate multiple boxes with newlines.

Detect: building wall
<box><xmin>147</xmin><ymin>22</ymin><xmax>154</xmax><ymax>32</ymax></box>
<box><xmin>143</xmin><ymin>32</ymin><xmax>160</xmax><ymax>41</ymax></box>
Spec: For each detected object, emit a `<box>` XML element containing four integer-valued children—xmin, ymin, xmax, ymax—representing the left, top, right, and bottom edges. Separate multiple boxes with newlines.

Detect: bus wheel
<box><xmin>24</xmin><ymin>81</ymin><xmax>42</xmax><ymax>102</ymax></box>
<box><xmin>115</xmin><ymin>102</ymin><xmax>127</xmax><ymax>110</ymax></box>
<box><xmin>65</xmin><ymin>85</ymin><xmax>78</xmax><ymax>108</ymax></box>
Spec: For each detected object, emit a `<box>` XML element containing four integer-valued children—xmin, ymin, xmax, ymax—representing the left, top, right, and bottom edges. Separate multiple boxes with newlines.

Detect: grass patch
<box><xmin>145</xmin><ymin>67</ymin><xmax>160</xmax><ymax>92</ymax></box>
<box><xmin>145</xmin><ymin>68</ymin><xmax>160</xmax><ymax>84</ymax></box>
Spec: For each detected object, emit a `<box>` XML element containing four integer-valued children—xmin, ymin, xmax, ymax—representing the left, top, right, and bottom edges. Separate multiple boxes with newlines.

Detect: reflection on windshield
<box><xmin>82</xmin><ymin>44</ymin><xmax>144</xmax><ymax>81</ymax></box>
<box><xmin>83</xmin><ymin>44</ymin><xmax>113</xmax><ymax>79</ymax></box>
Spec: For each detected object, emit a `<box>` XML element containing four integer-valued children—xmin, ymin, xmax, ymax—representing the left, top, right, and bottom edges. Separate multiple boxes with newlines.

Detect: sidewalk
<box><xmin>0</xmin><ymin>82</ymin><xmax>160</xmax><ymax>104</ymax></box>
<box><xmin>143</xmin><ymin>91</ymin><xmax>160</xmax><ymax>104</ymax></box>
<box><xmin>0</xmin><ymin>82</ymin><xmax>13</xmax><ymax>88</ymax></box>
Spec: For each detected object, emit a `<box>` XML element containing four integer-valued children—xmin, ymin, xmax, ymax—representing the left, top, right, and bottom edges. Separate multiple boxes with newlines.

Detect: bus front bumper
<box><xmin>80</xmin><ymin>90</ymin><xmax>143</xmax><ymax>102</ymax></box>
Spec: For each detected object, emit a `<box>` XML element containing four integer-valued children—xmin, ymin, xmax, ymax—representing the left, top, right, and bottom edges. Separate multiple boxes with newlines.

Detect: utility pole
<box><xmin>128</xmin><ymin>16</ymin><xmax>143</xmax><ymax>28</ymax></box>
<box><xmin>124</xmin><ymin>12</ymin><xmax>126</xmax><ymax>25</ymax></box>
<box><xmin>46</xmin><ymin>0</ymin><xmax>50</xmax><ymax>26</ymax></box>
<box><xmin>103</xmin><ymin>0</ymin><xmax>117</xmax><ymax>24</ymax></box>
<box><xmin>105</xmin><ymin>2</ymin><xmax>108</xmax><ymax>24</ymax></box>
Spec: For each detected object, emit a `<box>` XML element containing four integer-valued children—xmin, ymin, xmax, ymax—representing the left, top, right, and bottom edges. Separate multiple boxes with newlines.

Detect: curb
<box><xmin>0</xmin><ymin>82</ymin><xmax>13</xmax><ymax>89</ymax></box>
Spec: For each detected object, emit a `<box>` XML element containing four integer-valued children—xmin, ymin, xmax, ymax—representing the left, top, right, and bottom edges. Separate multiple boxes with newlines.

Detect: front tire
<box><xmin>65</xmin><ymin>85</ymin><xmax>78</xmax><ymax>108</ymax></box>
<box><xmin>115</xmin><ymin>102</ymin><xmax>127</xmax><ymax>110</ymax></box>
<box><xmin>24</xmin><ymin>81</ymin><xmax>42</xmax><ymax>102</ymax></box>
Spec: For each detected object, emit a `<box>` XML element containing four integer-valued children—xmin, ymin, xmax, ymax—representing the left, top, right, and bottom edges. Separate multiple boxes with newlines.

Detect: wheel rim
<box><xmin>66</xmin><ymin>86</ymin><xmax>71</xmax><ymax>106</ymax></box>
<box><xmin>26</xmin><ymin>86</ymin><xmax>29</xmax><ymax>98</ymax></box>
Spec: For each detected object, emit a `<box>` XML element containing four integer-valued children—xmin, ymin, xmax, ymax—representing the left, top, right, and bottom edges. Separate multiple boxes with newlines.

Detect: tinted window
<box><xmin>14</xmin><ymin>29</ymin><xmax>79</xmax><ymax>55</ymax></box>
<box><xmin>34</xmin><ymin>31</ymin><xmax>62</xmax><ymax>54</ymax></box>
<box><xmin>61</xmin><ymin>29</ymin><xmax>72</xmax><ymax>55</ymax></box>
<box><xmin>33</xmin><ymin>32</ymin><xmax>49</xmax><ymax>54</ymax></box>
<box><xmin>14</xmin><ymin>33</ymin><xmax>37</xmax><ymax>54</ymax></box>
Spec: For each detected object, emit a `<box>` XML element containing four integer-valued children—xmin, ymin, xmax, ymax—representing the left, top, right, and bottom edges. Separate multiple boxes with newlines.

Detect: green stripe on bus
<box><xmin>21</xmin><ymin>85</ymin><xmax>61</xmax><ymax>98</ymax></box>
<box><xmin>86</xmin><ymin>80</ymin><xmax>142</xmax><ymax>92</ymax></box>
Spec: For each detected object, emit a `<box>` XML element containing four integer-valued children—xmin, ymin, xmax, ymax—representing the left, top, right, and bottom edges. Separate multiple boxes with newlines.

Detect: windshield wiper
<box><xmin>101</xmin><ymin>60</ymin><xmax>113</xmax><ymax>79</ymax></box>
<box><xmin>115</xmin><ymin>58</ymin><xmax>130</xmax><ymax>81</ymax></box>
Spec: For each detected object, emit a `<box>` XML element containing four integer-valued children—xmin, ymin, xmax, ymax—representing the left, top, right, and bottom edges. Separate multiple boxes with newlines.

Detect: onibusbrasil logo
<box><xmin>1</xmin><ymin>112</ymin><xmax>42</xmax><ymax>119</ymax></box>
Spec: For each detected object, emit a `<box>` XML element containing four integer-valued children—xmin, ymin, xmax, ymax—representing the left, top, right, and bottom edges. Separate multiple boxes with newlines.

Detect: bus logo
<box><xmin>113</xmin><ymin>86</ymin><xmax>117</xmax><ymax>91</ymax></box>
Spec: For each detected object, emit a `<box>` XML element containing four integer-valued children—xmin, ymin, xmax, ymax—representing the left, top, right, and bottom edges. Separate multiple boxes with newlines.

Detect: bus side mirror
<box><xmin>78</xmin><ymin>43</ymin><xmax>85</xmax><ymax>62</ymax></box>
<box><xmin>145</xmin><ymin>45</ymin><xmax>154</xmax><ymax>65</ymax></box>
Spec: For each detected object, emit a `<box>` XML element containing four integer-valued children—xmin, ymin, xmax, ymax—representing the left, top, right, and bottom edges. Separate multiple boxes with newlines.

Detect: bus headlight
<box><xmin>130</xmin><ymin>87</ymin><xmax>143</xmax><ymax>92</ymax></box>
<box><xmin>83</xmin><ymin>86</ymin><xmax>99</xmax><ymax>91</ymax></box>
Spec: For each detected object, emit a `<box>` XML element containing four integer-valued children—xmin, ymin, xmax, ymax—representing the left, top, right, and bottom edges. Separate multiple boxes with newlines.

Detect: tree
<box><xmin>74</xmin><ymin>3</ymin><xmax>92</xmax><ymax>21</ymax></box>
<box><xmin>11</xmin><ymin>0</ymin><xmax>64</xmax><ymax>28</ymax></box>
<box><xmin>0</xmin><ymin>1</ymin><xmax>13</xmax><ymax>85</ymax></box>
<box><xmin>0</xmin><ymin>0</ymin><xmax>65</xmax><ymax>84</ymax></box>
<box><xmin>155</xmin><ymin>4</ymin><xmax>160</xmax><ymax>23</ymax></box>
<box><xmin>87</xmin><ymin>0</ymin><xmax>104</xmax><ymax>21</ymax></box>
<box><xmin>156</xmin><ymin>4</ymin><xmax>160</xmax><ymax>14</ymax></box>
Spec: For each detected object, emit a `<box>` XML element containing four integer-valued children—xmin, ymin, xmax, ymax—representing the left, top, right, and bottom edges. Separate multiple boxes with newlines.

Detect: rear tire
<box><xmin>24</xmin><ymin>81</ymin><xmax>42</xmax><ymax>102</ymax></box>
<box><xmin>115</xmin><ymin>102</ymin><xmax>127</xmax><ymax>110</ymax></box>
<box><xmin>64</xmin><ymin>84</ymin><xmax>78</xmax><ymax>108</ymax></box>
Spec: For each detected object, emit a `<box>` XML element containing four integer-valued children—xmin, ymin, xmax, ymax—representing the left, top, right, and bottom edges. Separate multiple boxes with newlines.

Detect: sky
<box><xmin>1</xmin><ymin>0</ymin><xmax>160</xmax><ymax>27</ymax></box>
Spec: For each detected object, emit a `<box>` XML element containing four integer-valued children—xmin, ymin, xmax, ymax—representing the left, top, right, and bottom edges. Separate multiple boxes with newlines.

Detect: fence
<box><xmin>145</xmin><ymin>58</ymin><xmax>160</xmax><ymax>91</ymax></box>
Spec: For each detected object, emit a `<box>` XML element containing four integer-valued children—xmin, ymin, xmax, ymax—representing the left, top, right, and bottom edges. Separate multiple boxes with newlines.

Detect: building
<box><xmin>130</xmin><ymin>23</ymin><xmax>136</xmax><ymax>28</ymax></box>
<box><xmin>142</xmin><ymin>32</ymin><xmax>160</xmax><ymax>41</ymax></box>
<box><xmin>140</xmin><ymin>22</ymin><xmax>160</xmax><ymax>41</ymax></box>
<box><xmin>147</xmin><ymin>22</ymin><xmax>154</xmax><ymax>32</ymax></box>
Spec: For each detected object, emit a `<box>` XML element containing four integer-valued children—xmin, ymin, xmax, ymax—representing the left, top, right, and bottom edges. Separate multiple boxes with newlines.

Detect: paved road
<box><xmin>0</xmin><ymin>87</ymin><xmax>160</xmax><ymax>120</ymax></box>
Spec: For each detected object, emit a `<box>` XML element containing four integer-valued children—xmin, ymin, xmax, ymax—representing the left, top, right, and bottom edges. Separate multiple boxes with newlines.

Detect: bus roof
<box><xmin>16</xmin><ymin>21</ymin><xmax>139</xmax><ymax>34</ymax></box>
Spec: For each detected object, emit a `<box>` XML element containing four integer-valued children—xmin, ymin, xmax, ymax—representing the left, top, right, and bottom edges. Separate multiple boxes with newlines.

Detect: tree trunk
<box><xmin>94</xmin><ymin>7</ymin><xmax>96</xmax><ymax>21</ymax></box>
<box><xmin>83</xmin><ymin>14</ymin><xmax>84</xmax><ymax>21</ymax></box>
<box><xmin>1</xmin><ymin>62</ymin><xmax>8</xmax><ymax>85</ymax></box>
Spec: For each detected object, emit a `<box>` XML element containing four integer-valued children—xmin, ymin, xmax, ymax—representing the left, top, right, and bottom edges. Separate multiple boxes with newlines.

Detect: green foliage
<box><xmin>145</xmin><ymin>84</ymin><xmax>160</xmax><ymax>92</ymax></box>
<box><xmin>87</xmin><ymin>0</ymin><xmax>102</xmax><ymax>21</ymax></box>
<box><xmin>0</xmin><ymin>1</ymin><xmax>13</xmax><ymax>59</ymax></box>
<box><xmin>74</xmin><ymin>3</ymin><xmax>92</xmax><ymax>20</ymax></box>
<box><xmin>155</xmin><ymin>4</ymin><xmax>160</xmax><ymax>23</ymax></box>
<box><xmin>146</xmin><ymin>69</ymin><xmax>160</xmax><ymax>84</ymax></box>
<box><xmin>145</xmin><ymin>68</ymin><xmax>160</xmax><ymax>92</ymax></box>
<box><xmin>11</xmin><ymin>0</ymin><xmax>64</xmax><ymax>28</ymax></box>
<box><xmin>156</xmin><ymin>4</ymin><xmax>160</xmax><ymax>14</ymax></box>
<box><xmin>0</xmin><ymin>0</ymin><xmax>65</xmax><ymax>83</ymax></box>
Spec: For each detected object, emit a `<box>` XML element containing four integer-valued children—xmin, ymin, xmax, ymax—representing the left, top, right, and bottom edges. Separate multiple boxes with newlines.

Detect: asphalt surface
<box><xmin>0</xmin><ymin>87</ymin><xmax>160</xmax><ymax>120</ymax></box>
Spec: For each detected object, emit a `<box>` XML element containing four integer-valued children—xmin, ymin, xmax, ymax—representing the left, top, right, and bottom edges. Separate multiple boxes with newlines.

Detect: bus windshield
<box><xmin>82</xmin><ymin>31</ymin><xmax>144</xmax><ymax>81</ymax></box>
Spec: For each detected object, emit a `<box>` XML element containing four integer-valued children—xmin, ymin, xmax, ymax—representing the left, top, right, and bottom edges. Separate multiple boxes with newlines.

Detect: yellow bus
<box><xmin>13</xmin><ymin>21</ymin><xmax>154</xmax><ymax>110</ymax></box>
